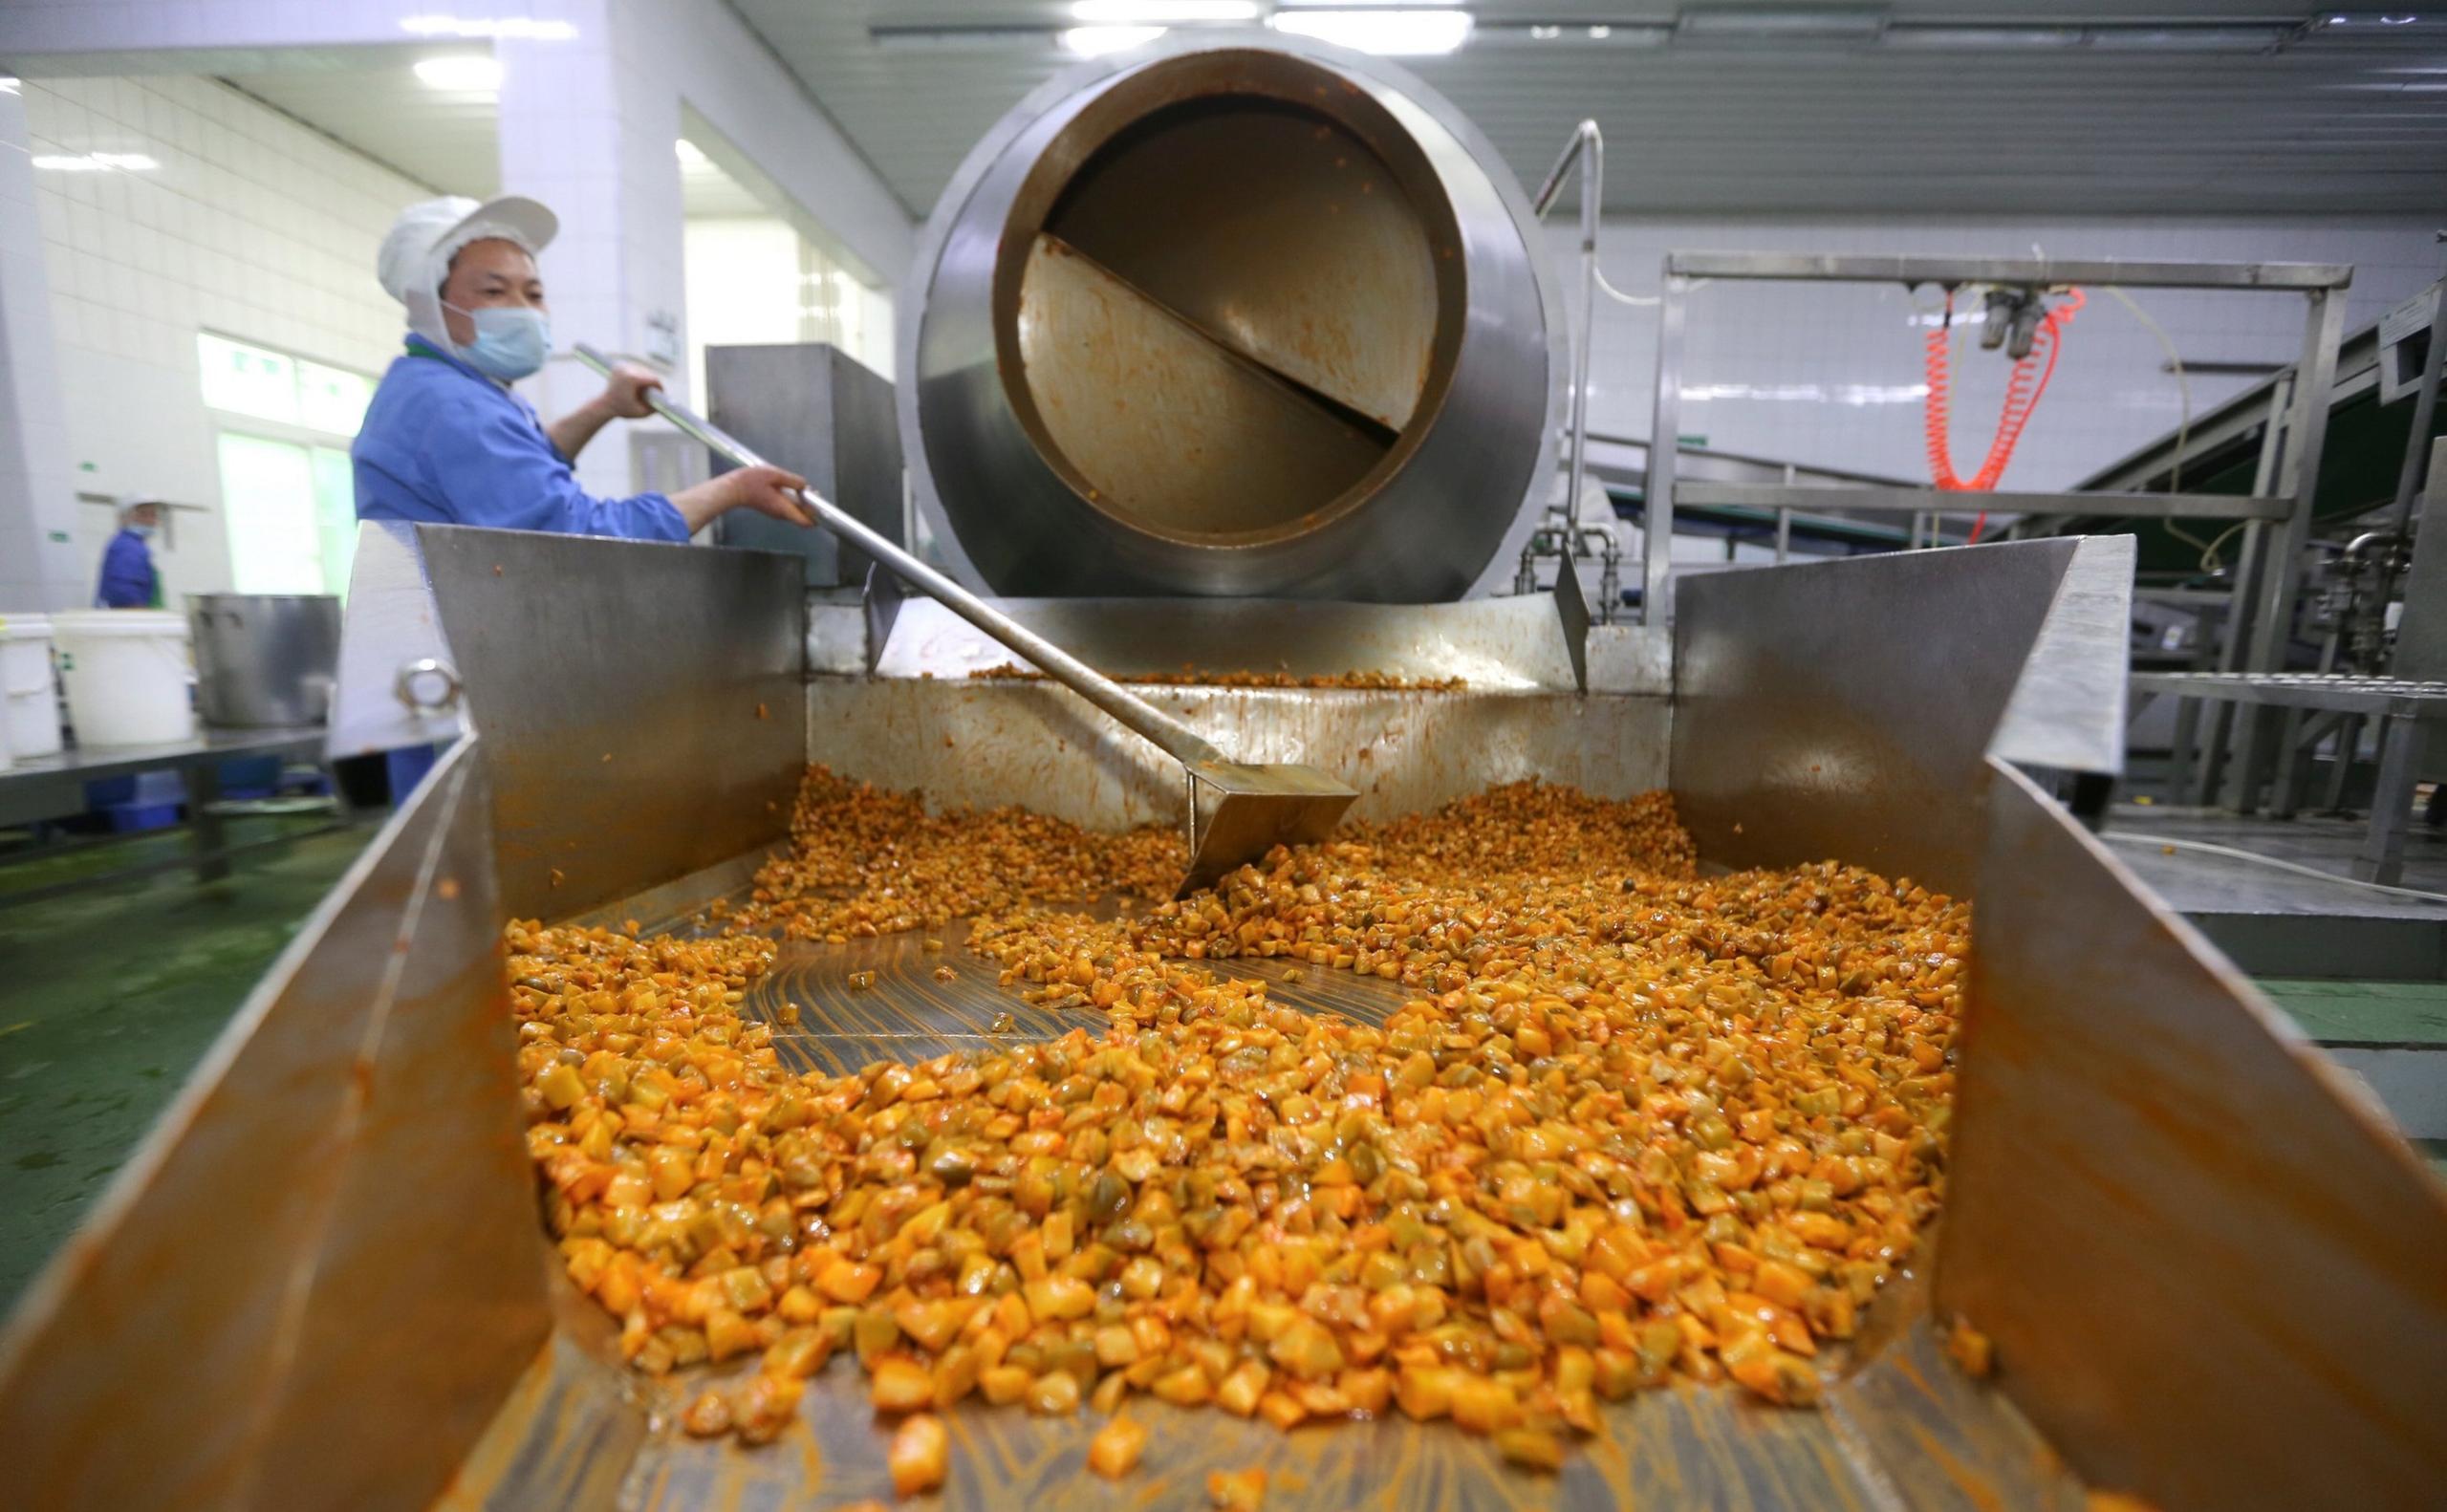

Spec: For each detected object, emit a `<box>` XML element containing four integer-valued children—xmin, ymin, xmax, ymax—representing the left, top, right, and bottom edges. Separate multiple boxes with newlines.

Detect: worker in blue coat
<box><xmin>354</xmin><ymin>194</ymin><xmax>809</xmax><ymax>538</ymax></box>
<box><xmin>94</xmin><ymin>498</ymin><xmax>163</xmax><ymax>608</ymax></box>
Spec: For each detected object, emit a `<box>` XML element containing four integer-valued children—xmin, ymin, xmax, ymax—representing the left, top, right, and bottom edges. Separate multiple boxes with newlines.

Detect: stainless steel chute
<box><xmin>9</xmin><ymin>529</ymin><xmax>2445</xmax><ymax>1512</ymax></box>
<box><xmin>900</xmin><ymin>36</ymin><xmax>1564</xmax><ymax>602</ymax></box>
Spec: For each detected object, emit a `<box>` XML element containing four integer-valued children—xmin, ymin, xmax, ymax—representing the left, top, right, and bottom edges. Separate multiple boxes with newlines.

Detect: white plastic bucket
<box><xmin>54</xmin><ymin>609</ymin><xmax>195</xmax><ymax>748</ymax></box>
<box><xmin>0</xmin><ymin>611</ymin><xmax>62</xmax><ymax>759</ymax></box>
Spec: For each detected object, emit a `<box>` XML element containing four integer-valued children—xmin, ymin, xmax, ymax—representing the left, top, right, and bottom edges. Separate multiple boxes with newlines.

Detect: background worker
<box><xmin>93</xmin><ymin>498</ymin><xmax>164</xmax><ymax>609</ymax></box>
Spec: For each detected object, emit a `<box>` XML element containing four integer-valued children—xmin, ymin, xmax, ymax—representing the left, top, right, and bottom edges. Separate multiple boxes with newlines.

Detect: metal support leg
<box><xmin>2234</xmin><ymin>294</ymin><xmax>2348</xmax><ymax>816</ymax></box>
<box><xmin>2269</xmin><ymin>708</ymin><xmax>2341</xmax><ymax>820</ymax></box>
<box><xmin>2166</xmin><ymin>696</ymin><xmax>2199</xmax><ymax>804</ymax></box>
<box><xmin>2359</xmin><ymin>717</ymin><xmax>2428</xmax><ymax>887</ymax></box>
<box><xmin>2322</xmin><ymin>713</ymin><xmax>2363</xmax><ymax>813</ymax></box>
<box><xmin>1774</xmin><ymin>507</ymin><xmax>1791</xmax><ymax>564</ymax></box>
<box><xmin>184</xmin><ymin>762</ymin><xmax>228</xmax><ymax>884</ymax></box>
<box><xmin>2213</xmin><ymin>522</ymin><xmax>2273</xmax><ymax>810</ymax></box>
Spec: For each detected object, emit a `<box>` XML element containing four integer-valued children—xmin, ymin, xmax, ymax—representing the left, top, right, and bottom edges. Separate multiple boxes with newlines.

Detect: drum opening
<box><xmin>996</xmin><ymin>51</ymin><xmax>1466</xmax><ymax>546</ymax></box>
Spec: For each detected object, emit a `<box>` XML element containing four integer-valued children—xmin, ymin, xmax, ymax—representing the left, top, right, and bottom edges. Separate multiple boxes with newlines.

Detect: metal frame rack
<box><xmin>2132</xmin><ymin>436</ymin><xmax>2447</xmax><ymax>885</ymax></box>
<box><xmin>2130</xmin><ymin>672</ymin><xmax>2443</xmax><ymax>885</ymax></box>
<box><xmin>1640</xmin><ymin>254</ymin><xmax>2354</xmax><ymax>653</ymax></box>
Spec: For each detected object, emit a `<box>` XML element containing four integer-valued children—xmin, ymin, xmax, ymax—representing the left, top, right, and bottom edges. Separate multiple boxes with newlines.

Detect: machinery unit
<box><xmin>900</xmin><ymin>36</ymin><xmax>1563</xmax><ymax>603</ymax></box>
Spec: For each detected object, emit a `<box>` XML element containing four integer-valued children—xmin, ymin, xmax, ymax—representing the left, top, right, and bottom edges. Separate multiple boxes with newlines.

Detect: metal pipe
<box><xmin>574</xmin><ymin>344</ymin><xmax>1230</xmax><ymax>769</ymax></box>
<box><xmin>1532</xmin><ymin>119</ymin><xmax>1601</xmax><ymax>530</ymax></box>
<box><xmin>1645</xmin><ymin>275</ymin><xmax>1687</xmax><ymax>625</ymax></box>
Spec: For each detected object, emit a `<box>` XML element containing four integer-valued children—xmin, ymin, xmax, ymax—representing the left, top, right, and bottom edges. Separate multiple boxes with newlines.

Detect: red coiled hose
<box><xmin>1924</xmin><ymin>287</ymin><xmax>2084</xmax><ymax>541</ymax></box>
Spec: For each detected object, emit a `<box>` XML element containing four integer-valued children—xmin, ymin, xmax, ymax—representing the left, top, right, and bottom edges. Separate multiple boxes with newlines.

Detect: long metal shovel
<box><xmin>574</xmin><ymin>344</ymin><xmax>1356</xmax><ymax>896</ymax></box>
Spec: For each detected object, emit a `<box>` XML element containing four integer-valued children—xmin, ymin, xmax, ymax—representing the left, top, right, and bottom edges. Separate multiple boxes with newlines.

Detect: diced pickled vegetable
<box><xmin>504</xmin><ymin>769</ymin><xmax>1968</xmax><ymax>1476</ymax></box>
<box><xmin>1207</xmin><ymin>1468</ymin><xmax>1267</xmax><ymax>1510</ymax></box>
<box><xmin>1087</xmin><ymin>1415</ymin><xmax>1148</xmax><ymax>1479</ymax></box>
<box><xmin>870</xmin><ymin>1357</ymin><xmax>933</xmax><ymax>1414</ymax></box>
<box><xmin>888</xmin><ymin>1414</ymin><xmax>947</xmax><ymax>1497</ymax></box>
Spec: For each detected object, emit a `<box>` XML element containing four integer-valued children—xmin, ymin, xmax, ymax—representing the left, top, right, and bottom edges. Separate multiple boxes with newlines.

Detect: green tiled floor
<box><xmin>2256</xmin><ymin>979</ymin><xmax>2447</xmax><ymax>1047</ymax></box>
<box><xmin>0</xmin><ymin>818</ymin><xmax>376</xmax><ymax>1308</ymax></box>
<box><xmin>2259</xmin><ymin>979</ymin><xmax>2447</xmax><ymax>1182</ymax></box>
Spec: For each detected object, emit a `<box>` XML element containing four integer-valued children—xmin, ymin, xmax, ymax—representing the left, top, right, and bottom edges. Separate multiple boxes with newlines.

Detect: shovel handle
<box><xmin>573</xmin><ymin>344</ymin><xmax>1231</xmax><ymax>768</ymax></box>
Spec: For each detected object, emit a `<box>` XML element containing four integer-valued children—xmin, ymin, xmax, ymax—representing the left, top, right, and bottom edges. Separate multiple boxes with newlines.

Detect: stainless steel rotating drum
<box><xmin>899</xmin><ymin>36</ymin><xmax>1565</xmax><ymax>602</ymax></box>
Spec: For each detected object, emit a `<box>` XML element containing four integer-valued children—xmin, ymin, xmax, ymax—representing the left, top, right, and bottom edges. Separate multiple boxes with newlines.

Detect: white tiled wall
<box><xmin>21</xmin><ymin>74</ymin><xmax>427</xmax><ymax>606</ymax></box>
<box><xmin>1550</xmin><ymin>216</ymin><xmax>2441</xmax><ymax>491</ymax></box>
<box><xmin>0</xmin><ymin>82</ymin><xmax>81</xmax><ymax>612</ymax></box>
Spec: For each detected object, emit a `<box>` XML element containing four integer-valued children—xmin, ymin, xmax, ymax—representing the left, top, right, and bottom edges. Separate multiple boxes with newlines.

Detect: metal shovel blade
<box><xmin>1178</xmin><ymin>760</ymin><xmax>1358</xmax><ymax>898</ymax></box>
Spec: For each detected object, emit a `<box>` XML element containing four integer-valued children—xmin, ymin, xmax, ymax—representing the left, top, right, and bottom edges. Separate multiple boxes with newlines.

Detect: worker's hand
<box><xmin>596</xmin><ymin>362</ymin><xmax>664</xmax><ymax>420</ymax></box>
<box><xmin>671</xmin><ymin>464</ymin><xmax>813</xmax><ymax>532</ymax></box>
<box><xmin>724</xmin><ymin>464</ymin><xmax>814</xmax><ymax>526</ymax></box>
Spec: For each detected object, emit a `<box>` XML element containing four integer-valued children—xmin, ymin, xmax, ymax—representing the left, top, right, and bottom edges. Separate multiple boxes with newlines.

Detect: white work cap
<box><xmin>377</xmin><ymin>194</ymin><xmax>558</xmax><ymax>349</ymax></box>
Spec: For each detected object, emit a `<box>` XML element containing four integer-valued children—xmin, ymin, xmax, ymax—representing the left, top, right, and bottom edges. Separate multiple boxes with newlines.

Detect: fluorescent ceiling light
<box><xmin>413</xmin><ymin>54</ymin><xmax>502</xmax><ymax>92</ymax></box>
<box><xmin>1268</xmin><ymin>9</ymin><xmax>1474</xmax><ymax>54</ymax></box>
<box><xmin>0</xmin><ymin>76</ymin><xmax>20</xmax><ymax>95</ymax></box>
<box><xmin>1483</xmin><ymin>21</ymin><xmax>1667</xmax><ymax>46</ymax></box>
<box><xmin>1678</xmin><ymin>8</ymin><xmax>1886</xmax><ymax>42</ymax></box>
<box><xmin>675</xmin><ymin>139</ymin><xmax>711</xmax><ymax>167</ymax></box>
<box><xmin>32</xmin><ymin>152</ymin><xmax>159</xmax><ymax>172</ymax></box>
<box><xmin>2085</xmin><ymin>27</ymin><xmax>2287</xmax><ymax>51</ymax></box>
<box><xmin>1882</xmin><ymin>27</ymin><xmax>2086</xmax><ymax>50</ymax></box>
<box><xmin>1062</xmin><ymin>25</ymin><xmax>1168</xmax><ymax>54</ymax></box>
<box><xmin>1072</xmin><ymin>1</ymin><xmax>1257</xmax><ymax>20</ymax></box>
<box><xmin>401</xmin><ymin>15</ymin><xmax>576</xmax><ymax>41</ymax></box>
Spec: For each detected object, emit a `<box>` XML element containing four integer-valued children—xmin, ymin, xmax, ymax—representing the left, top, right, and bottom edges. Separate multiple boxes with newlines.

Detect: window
<box><xmin>198</xmin><ymin>333</ymin><xmax>300</xmax><ymax>425</ymax></box>
<box><xmin>298</xmin><ymin>360</ymin><xmax>374</xmax><ymax>436</ymax></box>
<box><xmin>199</xmin><ymin>334</ymin><xmax>372</xmax><ymax>598</ymax></box>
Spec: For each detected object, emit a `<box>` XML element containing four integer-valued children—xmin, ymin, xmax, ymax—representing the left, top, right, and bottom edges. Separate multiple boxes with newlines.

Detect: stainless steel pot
<box><xmin>188</xmin><ymin>594</ymin><xmax>341</xmax><ymax>727</ymax></box>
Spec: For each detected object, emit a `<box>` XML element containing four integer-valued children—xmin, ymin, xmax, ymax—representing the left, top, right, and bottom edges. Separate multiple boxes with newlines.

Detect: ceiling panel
<box><xmin>729</xmin><ymin>1</ymin><xmax>2447</xmax><ymax>220</ymax></box>
<box><xmin>219</xmin><ymin>46</ymin><xmax>495</xmax><ymax>199</ymax></box>
<box><xmin>220</xmin><ymin>52</ymin><xmax>798</xmax><ymax>223</ymax></box>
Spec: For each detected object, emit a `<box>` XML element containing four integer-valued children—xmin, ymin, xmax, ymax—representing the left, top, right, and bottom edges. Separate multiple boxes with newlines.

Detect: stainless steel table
<box><xmin>2130</xmin><ymin>672</ymin><xmax>2447</xmax><ymax>885</ymax></box>
<box><xmin>0</xmin><ymin>726</ymin><xmax>328</xmax><ymax>882</ymax></box>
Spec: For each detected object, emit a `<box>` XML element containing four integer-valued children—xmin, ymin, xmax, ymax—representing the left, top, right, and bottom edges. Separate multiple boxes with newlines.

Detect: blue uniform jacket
<box><xmin>95</xmin><ymin>529</ymin><xmax>158</xmax><ymax>608</ymax></box>
<box><xmin>351</xmin><ymin>335</ymin><xmax>688</xmax><ymax>541</ymax></box>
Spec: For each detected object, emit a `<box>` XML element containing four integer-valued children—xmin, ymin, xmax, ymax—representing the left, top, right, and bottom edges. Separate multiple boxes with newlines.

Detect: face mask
<box><xmin>127</xmin><ymin>524</ymin><xmax>156</xmax><ymax>540</ymax></box>
<box><xmin>443</xmin><ymin>301</ymin><xmax>551</xmax><ymax>381</ymax></box>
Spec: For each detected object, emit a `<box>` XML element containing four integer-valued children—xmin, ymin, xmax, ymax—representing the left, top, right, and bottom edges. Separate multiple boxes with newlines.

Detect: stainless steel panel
<box><xmin>188</xmin><ymin>593</ymin><xmax>342</xmax><ymax>727</ymax></box>
<box><xmin>1670</xmin><ymin>537</ymin><xmax>2110</xmax><ymax>897</ymax></box>
<box><xmin>1990</xmin><ymin>534</ymin><xmax>2132</xmax><ymax>776</ymax></box>
<box><xmin>1938</xmin><ymin>760</ymin><xmax>2447</xmax><ymax>1511</ymax></box>
<box><xmin>1674</xmin><ymin>481</ymin><xmax>2295</xmax><ymax>522</ymax></box>
<box><xmin>413</xmin><ymin>526</ymin><xmax>806</xmax><ymax>919</ymax></box>
<box><xmin>873</xmin><ymin>593</ymin><xmax>1589</xmax><ymax>691</ymax></box>
<box><xmin>1585</xmin><ymin>622</ymin><xmax>1673</xmax><ymax>696</ymax></box>
<box><xmin>806</xmin><ymin>680</ymin><xmax>1670</xmax><ymax>832</ymax></box>
<box><xmin>705</xmin><ymin>343</ymin><xmax>904</xmax><ymax>590</ymax></box>
<box><xmin>0</xmin><ymin>740</ymin><xmax>546</xmax><ymax>1512</ymax></box>
<box><xmin>1665</xmin><ymin>251</ymin><xmax>2353</xmax><ymax>291</ymax></box>
<box><xmin>327</xmin><ymin>519</ymin><xmax>468</xmax><ymax>762</ymax></box>
<box><xmin>900</xmin><ymin>35</ymin><xmax>1561</xmax><ymax>602</ymax></box>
